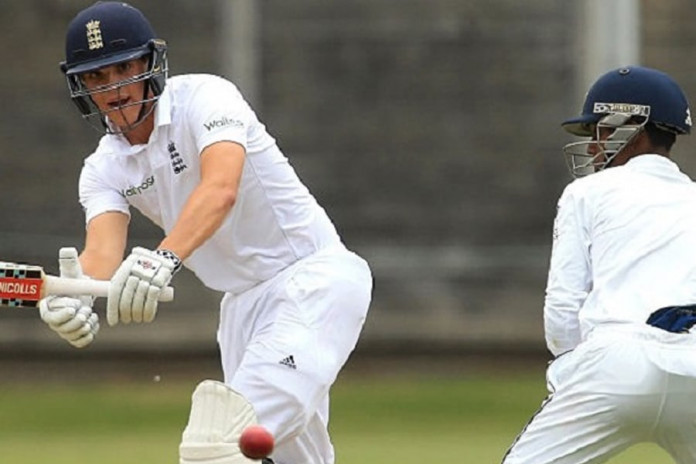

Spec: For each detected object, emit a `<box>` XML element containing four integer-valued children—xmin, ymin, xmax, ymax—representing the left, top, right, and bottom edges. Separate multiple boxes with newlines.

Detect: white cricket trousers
<box><xmin>216</xmin><ymin>245</ymin><xmax>372</xmax><ymax>464</ymax></box>
<box><xmin>502</xmin><ymin>324</ymin><xmax>696</xmax><ymax>464</ymax></box>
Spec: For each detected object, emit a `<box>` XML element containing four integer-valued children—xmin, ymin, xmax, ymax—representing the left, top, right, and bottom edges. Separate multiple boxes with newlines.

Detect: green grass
<box><xmin>330</xmin><ymin>373</ymin><xmax>673</xmax><ymax>463</ymax></box>
<box><xmin>0</xmin><ymin>372</ymin><xmax>675</xmax><ymax>463</ymax></box>
<box><xmin>0</xmin><ymin>382</ymin><xmax>188</xmax><ymax>463</ymax></box>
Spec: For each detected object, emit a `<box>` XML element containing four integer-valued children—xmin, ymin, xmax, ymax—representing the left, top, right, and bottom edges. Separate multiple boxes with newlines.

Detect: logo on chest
<box><xmin>168</xmin><ymin>142</ymin><xmax>188</xmax><ymax>175</ymax></box>
<box><xmin>120</xmin><ymin>176</ymin><xmax>155</xmax><ymax>198</ymax></box>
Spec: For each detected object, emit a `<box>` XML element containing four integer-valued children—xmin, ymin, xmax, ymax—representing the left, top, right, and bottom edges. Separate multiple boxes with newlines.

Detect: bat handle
<box><xmin>44</xmin><ymin>275</ymin><xmax>175</xmax><ymax>302</ymax></box>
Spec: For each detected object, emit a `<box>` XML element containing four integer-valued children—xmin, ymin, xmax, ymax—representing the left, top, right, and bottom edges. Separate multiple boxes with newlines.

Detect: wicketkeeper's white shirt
<box><xmin>545</xmin><ymin>155</ymin><xmax>696</xmax><ymax>356</ymax></box>
<box><xmin>79</xmin><ymin>74</ymin><xmax>342</xmax><ymax>294</ymax></box>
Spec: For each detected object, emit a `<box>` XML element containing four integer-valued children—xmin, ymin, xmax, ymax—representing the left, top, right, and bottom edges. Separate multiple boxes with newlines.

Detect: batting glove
<box><xmin>107</xmin><ymin>247</ymin><xmax>181</xmax><ymax>326</ymax></box>
<box><xmin>40</xmin><ymin>297</ymin><xmax>99</xmax><ymax>348</ymax></box>
<box><xmin>39</xmin><ymin>247</ymin><xmax>99</xmax><ymax>348</ymax></box>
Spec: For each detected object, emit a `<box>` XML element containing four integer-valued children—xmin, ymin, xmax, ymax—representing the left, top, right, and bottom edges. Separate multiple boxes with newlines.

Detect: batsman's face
<box><xmin>80</xmin><ymin>58</ymin><xmax>150</xmax><ymax>129</ymax></box>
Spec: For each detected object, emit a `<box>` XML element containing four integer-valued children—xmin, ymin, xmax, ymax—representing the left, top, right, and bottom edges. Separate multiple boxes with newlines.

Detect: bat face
<box><xmin>0</xmin><ymin>263</ymin><xmax>44</xmax><ymax>308</ymax></box>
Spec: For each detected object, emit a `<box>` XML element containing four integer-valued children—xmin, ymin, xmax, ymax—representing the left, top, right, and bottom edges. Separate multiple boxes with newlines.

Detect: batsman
<box><xmin>48</xmin><ymin>2</ymin><xmax>373</xmax><ymax>463</ymax></box>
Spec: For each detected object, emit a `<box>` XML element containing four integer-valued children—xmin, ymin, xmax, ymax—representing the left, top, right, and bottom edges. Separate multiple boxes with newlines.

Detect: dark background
<box><xmin>0</xmin><ymin>0</ymin><xmax>692</xmax><ymax>361</ymax></box>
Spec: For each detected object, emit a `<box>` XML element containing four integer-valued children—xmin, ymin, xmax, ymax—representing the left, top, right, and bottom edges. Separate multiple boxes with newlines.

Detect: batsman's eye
<box><xmin>81</xmin><ymin>71</ymin><xmax>104</xmax><ymax>86</ymax></box>
<box><xmin>116</xmin><ymin>61</ymin><xmax>132</xmax><ymax>74</ymax></box>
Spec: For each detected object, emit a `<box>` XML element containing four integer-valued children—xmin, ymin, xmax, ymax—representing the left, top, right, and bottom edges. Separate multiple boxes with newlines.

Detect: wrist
<box><xmin>155</xmin><ymin>248</ymin><xmax>183</xmax><ymax>274</ymax></box>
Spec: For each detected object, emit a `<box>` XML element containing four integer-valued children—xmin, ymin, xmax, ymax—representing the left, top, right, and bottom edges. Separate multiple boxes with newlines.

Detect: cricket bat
<box><xmin>0</xmin><ymin>261</ymin><xmax>174</xmax><ymax>308</ymax></box>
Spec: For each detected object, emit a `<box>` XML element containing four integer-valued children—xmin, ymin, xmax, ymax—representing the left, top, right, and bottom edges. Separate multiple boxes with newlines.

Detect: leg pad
<box><xmin>180</xmin><ymin>380</ymin><xmax>258</xmax><ymax>464</ymax></box>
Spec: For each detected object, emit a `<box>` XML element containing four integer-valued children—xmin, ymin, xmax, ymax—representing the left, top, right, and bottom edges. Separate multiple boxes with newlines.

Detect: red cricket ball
<box><xmin>239</xmin><ymin>425</ymin><xmax>275</xmax><ymax>460</ymax></box>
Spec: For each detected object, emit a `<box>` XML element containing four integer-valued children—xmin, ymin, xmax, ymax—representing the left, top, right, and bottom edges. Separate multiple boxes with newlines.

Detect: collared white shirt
<box><xmin>545</xmin><ymin>155</ymin><xmax>696</xmax><ymax>356</ymax></box>
<box><xmin>79</xmin><ymin>74</ymin><xmax>341</xmax><ymax>293</ymax></box>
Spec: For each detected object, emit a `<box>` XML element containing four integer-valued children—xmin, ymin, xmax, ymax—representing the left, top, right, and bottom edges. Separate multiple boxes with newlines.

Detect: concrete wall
<box><xmin>0</xmin><ymin>0</ymin><xmax>693</xmax><ymax>353</ymax></box>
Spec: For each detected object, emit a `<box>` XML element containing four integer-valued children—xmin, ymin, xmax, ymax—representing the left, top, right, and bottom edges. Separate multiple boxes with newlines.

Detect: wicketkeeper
<box><xmin>502</xmin><ymin>66</ymin><xmax>696</xmax><ymax>464</ymax></box>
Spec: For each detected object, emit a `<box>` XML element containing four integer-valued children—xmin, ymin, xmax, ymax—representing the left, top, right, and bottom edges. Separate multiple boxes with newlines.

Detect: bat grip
<box><xmin>44</xmin><ymin>275</ymin><xmax>175</xmax><ymax>302</ymax></box>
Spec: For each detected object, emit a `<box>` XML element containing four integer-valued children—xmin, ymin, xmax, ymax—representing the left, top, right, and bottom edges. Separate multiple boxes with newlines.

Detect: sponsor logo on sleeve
<box><xmin>203</xmin><ymin>115</ymin><xmax>244</xmax><ymax>132</ymax></box>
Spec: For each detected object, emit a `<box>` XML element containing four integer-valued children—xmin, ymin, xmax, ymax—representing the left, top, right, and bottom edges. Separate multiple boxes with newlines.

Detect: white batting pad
<box><xmin>180</xmin><ymin>380</ymin><xmax>258</xmax><ymax>464</ymax></box>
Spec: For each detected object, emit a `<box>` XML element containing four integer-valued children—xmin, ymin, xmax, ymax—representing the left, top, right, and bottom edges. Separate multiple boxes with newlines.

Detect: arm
<box><xmin>543</xmin><ymin>188</ymin><xmax>592</xmax><ymax>356</ymax></box>
<box><xmin>158</xmin><ymin>141</ymin><xmax>245</xmax><ymax>260</ymax></box>
<box><xmin>106</xmin><ymin>141</ymin><xmax>244</xmax><ymax>326</ymax></box>
<box><xmin>80</xmin><ymin>211</ymin><xmax>130</xmax><ymax>279</ymax></box>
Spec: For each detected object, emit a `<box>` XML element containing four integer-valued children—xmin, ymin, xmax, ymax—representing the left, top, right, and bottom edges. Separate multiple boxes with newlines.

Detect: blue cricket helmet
<box><xmin>562</xmin><ymin>66</ymin><xmax>692</xmax><ymax>137</ymax></box>
<box><xmin>61</xmin><ymin>1</ymin><xmax>158</xmax><ymax>75</ymax></box>
<box><xmin>59</xmin><ymin>1</ymin><xmax>168</xmax><ymax>133</ymax></box>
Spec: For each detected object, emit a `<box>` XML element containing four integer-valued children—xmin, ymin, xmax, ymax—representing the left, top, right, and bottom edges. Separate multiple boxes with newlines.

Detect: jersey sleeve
<box><xmin>543</xmin><ymin>185</ymin><xmax>592</xmax><ymax>356</ymax></box>
<box><xmin>79</xmin><ymin>160</ymin><xmax>130</xmax><ymax>226</ymax></box>
<box><xmin>186</xmin><ymin>77</ymin><xmax>254</xmax><ymax>155</ymax></box>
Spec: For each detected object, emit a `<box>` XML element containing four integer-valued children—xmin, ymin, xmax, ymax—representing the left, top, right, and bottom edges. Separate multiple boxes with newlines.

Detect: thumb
<box><xmin>59</xmin><ymin>247</ymin><xmax>83</xmax><ymax>279</ymax></box>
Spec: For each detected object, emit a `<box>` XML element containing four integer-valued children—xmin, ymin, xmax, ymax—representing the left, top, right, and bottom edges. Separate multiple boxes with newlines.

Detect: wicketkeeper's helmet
<box><xmin>561</xmin><ymin>66</ymin><xmax>692</xmax><ymax>177</ymax></box>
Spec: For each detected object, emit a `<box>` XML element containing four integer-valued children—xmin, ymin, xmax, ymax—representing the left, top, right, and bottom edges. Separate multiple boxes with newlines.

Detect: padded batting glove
<box><xmin>107</xmin><ymin>247</ymin><xmax>181</xmax><ymax>326</ymax></box>
<box><xmin>40</xmin><ymin>296</ymin><xmax>99</xmax><ymax>348</ymax></box>
<box><xmin>39</xmin><ymin>247</ymin><xmax>99</xmax><ymax>348</ymax></box>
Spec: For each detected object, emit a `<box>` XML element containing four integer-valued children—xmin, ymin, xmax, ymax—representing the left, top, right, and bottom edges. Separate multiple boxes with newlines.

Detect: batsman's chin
<box><xmin>104</xmin><ymin>102</ymin><xmax>146</xmax><ymax>129</ymax></box>
<box><xmin>107</xmin><ymin>113</ymin><xmax>138</xmax><ymax>130</ymax></box>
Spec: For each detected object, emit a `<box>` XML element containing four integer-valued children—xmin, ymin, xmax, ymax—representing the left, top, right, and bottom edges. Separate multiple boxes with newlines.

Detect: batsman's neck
<box><xmin>124</xmin><ymin>117</ymin><xmax>154</xmax><ymax>145</ymax></box>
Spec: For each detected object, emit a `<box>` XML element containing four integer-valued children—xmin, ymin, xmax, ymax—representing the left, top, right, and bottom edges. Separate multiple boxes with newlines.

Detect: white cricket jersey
<box><xmin>545</xmin><ymin>155</ymin><xmax>696</xmax><ymax>356</ymax></box>
<box><xmin>79</xmin><ymin>74</ymin><xmax>342</xmax><ymax>293</ymax></box>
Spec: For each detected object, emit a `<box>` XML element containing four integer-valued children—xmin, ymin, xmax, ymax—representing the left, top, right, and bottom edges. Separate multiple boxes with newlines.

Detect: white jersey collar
<box><xmin>153</xmin><ymin>85</ymin><xmax>172</xmax><ymax>128</ymax></box>
<box><xmin>147</xmin><ymin>85</ymin><xmax>172</xmax><ymax>144</ymax></box>
<box><xmin>624</xmin><ymin>154</ymin><xmax>678</xmax><ymax>171</ymax></box>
